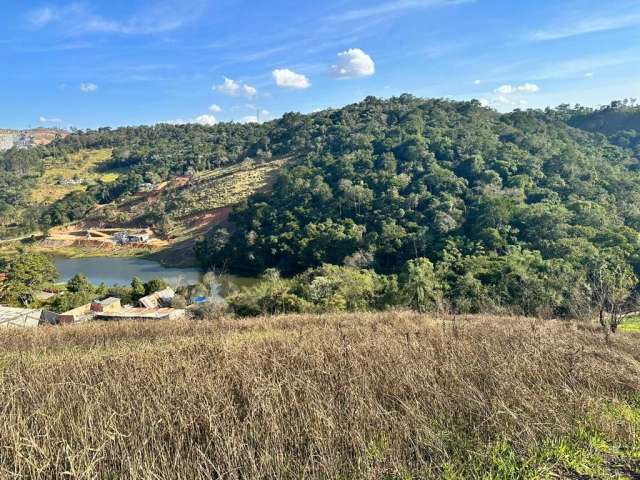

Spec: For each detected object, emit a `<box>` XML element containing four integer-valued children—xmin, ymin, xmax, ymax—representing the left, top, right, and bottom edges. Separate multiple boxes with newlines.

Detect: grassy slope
<box><xmin>169</xmin><ymin>158</ymin><xmax>287</xmax><ymax>221</ymax></box>
<box><xmin>25</xmin><ymin>150</ymin><xmax>287</xmax><ymax>264</ymax></box>
<box><xmin>0</xmin><ymin>312</ymin><xmax>638</xmax><ymax>479</ymax></box>
<box><xmin>30</xmin><ymin>148</ymin><xmax>120</xmax><ymax>203</ymax></box>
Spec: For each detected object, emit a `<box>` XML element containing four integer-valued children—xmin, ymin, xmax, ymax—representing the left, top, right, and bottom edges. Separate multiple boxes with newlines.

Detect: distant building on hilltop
<box><xmin>14</xmin><ymin>133</ymin><xmax>33</xmax><ymax>149</ymax></box>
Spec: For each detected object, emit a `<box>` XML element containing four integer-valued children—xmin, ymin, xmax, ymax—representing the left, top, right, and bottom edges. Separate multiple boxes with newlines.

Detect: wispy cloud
<box><xmin>530</xmin><ymin>50</ymin><xmax>640</xmax><ymax>80</ymax></box>
<box><xmin>531</xmin><ymin>12</ymin><xmax>640</xmax><ymax>41</ymax></box>
<box><xmin>16</xmin><ymin>42</ymin><xmax>93</xmax><ymax>53</ymax></box>
<box><xmin>26</xmin><ymin>1</ymin><xmax>206</xmax><ymax>35</ymax></box>
<box><xmin>329</xmin><ymin>0</ymin><xmax>473</xmax><ymax>22</ymax></box>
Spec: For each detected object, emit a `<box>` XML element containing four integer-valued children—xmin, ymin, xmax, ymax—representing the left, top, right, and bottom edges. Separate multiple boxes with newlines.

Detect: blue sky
<box><xmin>1</xmin><ymin>0</ymin><xmax>639</xmax><ymax>129</ymax></box>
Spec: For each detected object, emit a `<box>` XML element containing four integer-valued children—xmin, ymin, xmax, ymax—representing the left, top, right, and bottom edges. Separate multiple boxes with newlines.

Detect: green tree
<box><xmin>587</xmin><ymin>256</ymin><xmax>637</xmax><ymax>333</ymax></box>
<box><xmin>66</xmin><ymin>273</ymin><xmax>93</xmax><ymax>293</ymax></box>
<box><xmin>0</xmin><ymin>252</ymin><xmax>58</xmax><ymax>307</ymax></box>
<box><xmin>401</xmin><ymin>258</ymin><xmax>442</xmax><ymax>313</ymax></box>
<box><xmin>131</xmin><ymin>277</ymin><xmax>146</xmax><ymax>300</ymax></box>
<box><xmin>144</xmin><ymin>278</ymin><xmax>169</xmax><ymax>296</ymax></box>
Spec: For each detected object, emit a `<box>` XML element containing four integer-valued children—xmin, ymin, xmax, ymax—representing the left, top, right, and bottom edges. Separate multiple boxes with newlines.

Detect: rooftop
<box><xmin>0</xmin><ymin>307</ymin><xmax>43</xmax><ymax>329</ymax></box>
<box><xmin>97</xmin><ymin>307</ymin><xmax>185</xmax><ymax>320</ymax></box>
<box><xmin>95</xmin><ymin>297</ymin><xmax>120</xmax><ymax>306</ymax></box>
<box><xmin>139</xmin><ymin>287</ymin><xmax>175</xmax><ymax>309</ymax></box>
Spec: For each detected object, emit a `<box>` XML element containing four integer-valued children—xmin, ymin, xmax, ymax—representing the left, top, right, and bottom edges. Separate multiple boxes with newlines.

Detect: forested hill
<box><xmin>563</xmin><ymin>101</ymin><xmax>640</xmax><ymax>157</ymax></box>
<box><xmin>4</xmin><ymin>96</ymin><xmax>640</xmax><ymax>308</ymax></box>
<box><xmin>195</xmin><ymin>97</ymin><xmax>640</xmax><ymax>319</ymax></box>
<box><xmin>567</xmin><ymin>101</ymin><xmax>640</xmax><ymax>135</ymax></box>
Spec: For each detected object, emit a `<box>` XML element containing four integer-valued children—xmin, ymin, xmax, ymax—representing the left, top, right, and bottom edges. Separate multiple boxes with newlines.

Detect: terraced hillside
<box><xmin>3</xmin><ymin>144</ymin><xmax>288</xmax><ymax>262</ymax></box>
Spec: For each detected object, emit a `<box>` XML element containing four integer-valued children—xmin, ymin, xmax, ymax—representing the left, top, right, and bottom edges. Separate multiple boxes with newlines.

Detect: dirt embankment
<box><xmin>44</xmin><ymin>225</ymin><xmax>168</xmax><ymax>251</ymax></box>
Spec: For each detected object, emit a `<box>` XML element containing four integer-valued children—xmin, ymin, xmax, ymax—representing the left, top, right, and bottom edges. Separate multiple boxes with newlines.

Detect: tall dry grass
<box><xmin>0</xmin><ymin>312</ymin><xmax>639</xmax><ymax>479</ymax></box>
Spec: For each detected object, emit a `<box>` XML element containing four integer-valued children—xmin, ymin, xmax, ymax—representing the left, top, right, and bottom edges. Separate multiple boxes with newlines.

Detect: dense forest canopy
<box><xmin>197</xmin><ymin>97</ymin><xmax>640</xmax><ymax>274</ymax></box>
<box><xmin>3</xmin><ymin>96</ymin><xmax>640</xmax><ymax>317</ymax></box>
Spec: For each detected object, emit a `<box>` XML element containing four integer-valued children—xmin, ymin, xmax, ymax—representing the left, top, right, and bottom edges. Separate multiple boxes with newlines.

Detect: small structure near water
<box><xmin>139</xmin><ymin>287</ymin><xmax>175</xmax><ymax>309</ymax></box>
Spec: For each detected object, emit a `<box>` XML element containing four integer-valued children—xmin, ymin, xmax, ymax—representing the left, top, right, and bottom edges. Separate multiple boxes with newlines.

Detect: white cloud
<box><xmin>494</xmin><ymin>83</ymin><xmax>540</xmax><ymax>95</ymax></box>
<box><xmin>38</xmin><ymin>116</ymin><xmax>63</xmax><ymax>123</ymax></box>
<box><xmin>585</xmin><ymin>72</ymin><xmax>594</xmax><ymax>78</ymax></box>
<box><xmin>162</xmin><ymin>113</ymin><xmax>217</xmax><ymax>126</ymax></box>
<box><xmin>194</xmin><ymin>114</ymin><xmax>217</xmax><ymax>126</ymax></box>
<box><xmin>495</xmin><ymin>84</ymin><xmax>514</xmax><ymax>94</ymax></box>
<box><xmin>272</xmin><ymin>69</ymin><xmax>311</xmax><ymax>89</ymax></box>
<box><xmin>214</xmin><ymin>77</ymin><xmax>257</xmax><ymax>97</ymax></box>
<box><xmin>209</xmin><ymin>104</ymin><xmax>222</xmax><ymax>113</ymax></box>
<box><xmin>330</xmin><ymin>48</ymin><xmax>375</xmax><ymax>79</ymax></box>
<box><xmin>241</xmin><ymin>115</ymin><xmax>258</xmax><ymax>124</ymax></box>
<box><xmin>485</xmin><ymin>82</ymin><xmax>540</xmax><ymax>110</ymax></box>
<box><xmin>80</xmin><ymin>82</ymin><xmax>98</xmax><ymax>92</ymax></box>
<box><xmin>517</xmin><ymin>82</ymin><xmax>539</xmax><ymax>93</ymax></box>
<box><xmin>242</xmin><ymin>84</ymin><xmax>257</xmax><ymax>97</ymax></box>
<box><xmin>473</xmin><ymin>79</ymin><xmax>482</xmax><ymax>85</ymax></box>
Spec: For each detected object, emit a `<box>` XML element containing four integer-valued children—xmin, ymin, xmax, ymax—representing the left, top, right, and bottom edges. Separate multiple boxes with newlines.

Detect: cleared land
<box><xmin>168</xmin><ymin>158</ymin><xmax>288</xmax><ymax>220</ymax></box>
<box><xmin>0</xmin><ymin>312</ymin><xmax>638</xmax><ymax>479</ymax></box>
<box><xmin>43</xmin><ymin>225</ymin><xmax>168</xmax><ymax>250</ymax></box>
<box><xmin>30</xmin><ymin>148</ymin><xmax>120</xmax><ymax>203</ymax></box>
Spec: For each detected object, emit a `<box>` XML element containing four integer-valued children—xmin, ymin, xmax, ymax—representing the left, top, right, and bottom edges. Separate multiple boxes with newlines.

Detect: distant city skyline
<box><xmin>1</xmin><ymin>0</ymin><xmax>639</xmax><ymax>129</ymax></box>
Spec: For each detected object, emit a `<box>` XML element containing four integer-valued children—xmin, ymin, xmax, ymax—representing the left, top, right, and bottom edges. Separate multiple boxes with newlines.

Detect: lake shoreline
<box><xmin>34</xmin><ymin>244</ymin><xmax>200</xmax><ymax>269</ymax></box>
<box><xmin>53</xmin><ymin>255</ymin><xmax>259</xmax><ymax>293</ymax></box>
<box><xmin>54</xmin><ymin>255</ymin><xmax>203</xmax><ymax>288</ymax></box>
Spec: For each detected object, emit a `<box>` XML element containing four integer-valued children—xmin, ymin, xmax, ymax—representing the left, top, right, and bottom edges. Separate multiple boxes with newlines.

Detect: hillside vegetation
<box><xmin>0</xmin><ymin>121</ymin><xmax>287</xmax><ymax>239</ymax></box>
<box><xmin>4</xmin><ymin>96</ymin><xmax>640</xmax><ymax>318</ymax></box>
<box><xmin>0</xmin><ymin>312</ymin><xmax>638</xmax><ymax>479</ymax></box>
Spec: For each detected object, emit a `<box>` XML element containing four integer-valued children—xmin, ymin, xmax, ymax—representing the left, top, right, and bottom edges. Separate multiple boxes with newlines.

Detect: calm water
<box><xmin>55</xmin><ymin>256</ymin><xmax>202</xmax><ymax>288</ymax></box>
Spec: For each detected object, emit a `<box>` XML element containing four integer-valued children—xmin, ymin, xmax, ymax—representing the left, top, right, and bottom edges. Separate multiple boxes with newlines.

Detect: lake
<box><xmin>55</xmin><ymin>256</ymin><xmax>203</xmax><ymax>288</ymax></box>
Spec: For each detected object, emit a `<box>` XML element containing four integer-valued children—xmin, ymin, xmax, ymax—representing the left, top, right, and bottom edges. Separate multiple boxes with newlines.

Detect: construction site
<box><xmin>43</xmin><ymin>225</ymin><xmax>169</xmax><ymax>250</ymax></box>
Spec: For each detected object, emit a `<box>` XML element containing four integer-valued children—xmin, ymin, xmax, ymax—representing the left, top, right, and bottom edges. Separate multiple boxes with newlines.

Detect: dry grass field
<box><xmin>0</xmin><ymin>312</ymin><xmax>639</xmax><ymax>479</ymax></box>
